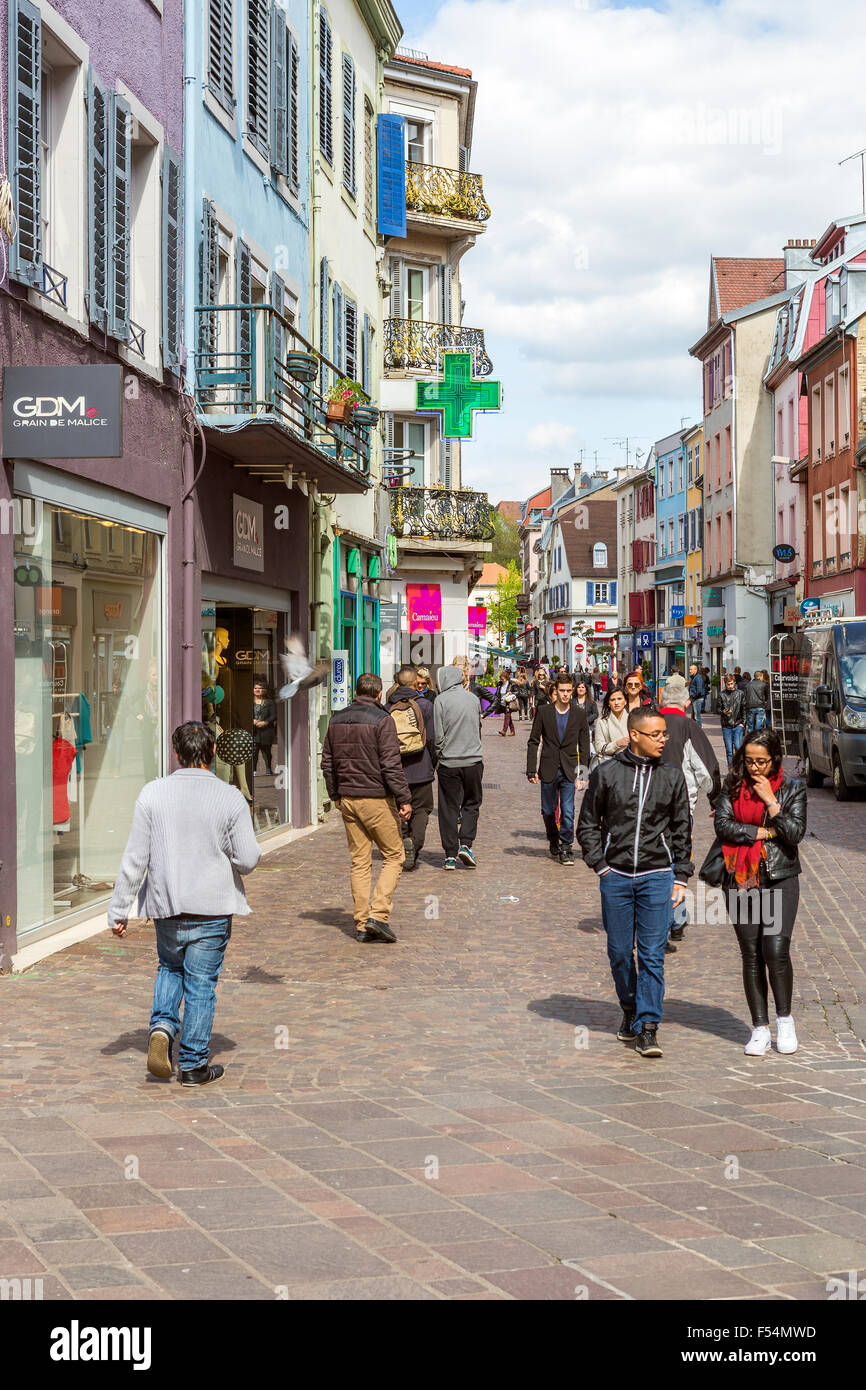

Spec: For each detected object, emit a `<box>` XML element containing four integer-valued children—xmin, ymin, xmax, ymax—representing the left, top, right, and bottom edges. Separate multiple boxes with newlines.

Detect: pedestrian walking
<box><xmin>624</xmin><ymin>669</ymin><xmax>657</xmax><ymax>714</ymax></box>
<box><xmin>321</xmin><ymin>673</ymin><xmax>412</xmax><ymax>944</ymax></box>
<box><xmin>531</xmin><ymin>667</ymin><xmax>550</xmax><ymax>716</ymax></box>
<box><xmin>434</xmin><ymin>664</ymin><xmax>484</xmax><ymax>870</ymax></box>
<box><xmin>577</xmin><ymin>708</ymin><xmax>693</xmax><ymax>1059</ymax></box>
<box><xmin>657</xmin><ymin>681</ymin><xmax>721</xmax><ymax>952</ymax></box>
<box><xmin>108</xmin><ymin>721</ymin><xmax>262</xmax><ymax>1086</ymax></box>
<box><xmin>594</xmin><ymin>687</ymin><xmax>629</xmax><ymax>763</ymax></box>
<box><xmin>572</xmin><ymin>678</ymin><xmax>599</xmax><ymax>737</ymax></box>
<box><xmin>701</xmin><ymin>729</ymin><xmax>807</xmax><ymax>1057</ymax></box>
<box><xmin>414</xmin><ymin>665</ymin><xmax>437</xmax><ymax>703</ymax></box>
<box><xmin>687</xmin><ymin>662</ymin><xmax>708</xmax><ymax>727</ymax></box>
<box><xmin>386</xmin><ymin>666</ymin><xmax>436</xmax><ymax>872</ymax></box>
<box><xmin>744</xmin><ymin>669</ymin><xmax>770</xmax><ymax>734</ymax></box>
<box><xmin>527</xmin><ymin>672</ymin><xmax>590</xmax><ymax>866</ymax></box>
<box><xmin>719</xmin><ymin>673</ymin><xmax>746</xmax><ymax>768</ymax></box>
<box><xmin>515</xmin><ymin>667</ymin><xmax>531</xmax><ymax>721</ymax></box>
<box><xmin>496</xmin><ymin>669</ymin><xmax>519</xmax><ymax>736</ymax></box>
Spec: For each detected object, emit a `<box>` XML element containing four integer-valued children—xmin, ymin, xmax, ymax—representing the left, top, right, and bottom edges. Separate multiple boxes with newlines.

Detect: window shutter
<box><xmin>208</xmin><ymin>0</ymin><xmax>235</xmax><ymax>114</ymax></box>
<box><xmin>9</xmin><ymin>0</ymin><xmax>42</xmax><ymax>288</ymax></box>
<box><xmin>362</xmin><ymin>312</ymin><xmax>372</xmax><ymax>395</ymax></box>
<box><xmin>197</xmin><ymin>198</ymin><xmax>219</xmax><ymax>393</ymax></box>
<box><xmin>246</xmin><ymin>0</ymin><xmax>269</xmax><ymax>157</ymax></box>
<box><xmin>319</xmin><ymin>255</ymin><xmax>329</xmax><ymax>390</ymax></box>
<box><xmin>342</xmin><ymin>54</ymin><xmax>356</xmax><ymax>194</ymax></box>
<box><xmin>437</xmin><ymin>263</ymin><xmax>452</xmax><ymax>326</ymax></box>
<box><xmin>269</xmin><ymin>5</ymin><xmax>288</xmax><ymax>177</ymax></box>
<box><xmin>237</xmin><ymin>237</ymin><xmax>252</xmax><ymax>359</ymax></box>
<box><xmin>87</xmin><ymin>69</ymin><xmax>109</xmax><ymax>328</ymax></box>
<box><xmin>319</xmin><ymin>9</ymin><xmax>333</xmax><ymax>164</ymax></box>
<box><xmin>459</xmin><ymin>145</ymin><xmax>468</xmax><ymax>172</ymax></box>
<box><xmin>389</xmin><ymin>257</ymin><xmax>403</xmax><ymax>320</ymax></box>
<box><xmin>376</xmin><ymin>113</ymin><xmax>407</xmax><ymax>238</ymax></box>
<box><xmin>384</xmin><ymin>410</ymin><xmax>394</xmax><ymax>456</ymax></box>
<box><xmin>108</xmin><ymin>91</ymin><xmax>132</xmax><ymax>342</ymax></box>
<box><xmin>161</xmin><ymin>146</ymin><xmax>183</xmax><ymax>375</ymax></box>
<box><xmin>270</xmin><ymin>269</ymin><xmax>285</xmax><ymax>380</ymax></box>
<box><xmin>586</xmin><ymin>582</ymin><xmax>594</xmax><ymax>606</ymax></box>
<box><xmin>442</xmin><ymin>439</ymin><xmax>453</xmax><ymax>489</ymax></box>
<box><xmin>610</xmin><ymin>581</ymin><xmax>617</xmax><ymax>606</ymax></box>
<box><xmin>332</xmin><ymin>283</ymin><xmax>344</xmax><ymax>373</ymax></box>
<box><xmin>344</xmin><ymin>299</ymin><xmax>357</xmax><ymax>381</ymax></box>
<box><xmin>288</xmin><ymin>32</ymin><xmax>300</xmax><ymax>194</ymax></box>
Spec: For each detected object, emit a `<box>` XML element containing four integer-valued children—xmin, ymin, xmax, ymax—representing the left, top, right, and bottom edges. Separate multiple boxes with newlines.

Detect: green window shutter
<box><xmin>87</xmin><ymin>68</ymin><xmax>109</xmax><ymax>328</ymax></box>
<box><xmin>161</xmin><ymin>146</ymin><xmax>183</xmax><ymax>375</ymax></box>
<box><xmin>269</xmin><ymin>5</ymin><xmax>288</xmax><ymax>177</ymax></box>
<box><xmin>288</xmin><ymin>32</ymin><xmax>300</xmax><ymax>194</ymax></box>
<box><xmin>319</xmin><ymin>9</ymin><xmax>333</xmax><ymax>164</ymax></box>
<box><xmin>207</xmin><ymin>0</ymin><xmax>235</xmax><ymax>114</ymax></box>
<box><xmin>246</xmin><ymin>0</ymin><xmax>269</xmax><ymax>158</ymax></box>
<box><xmin>8</xmin><ymin>0</ymin><xmax>42</xmax><ymax>288</ymax></box>
<box><xmin>342</xmin><ymin>53</ymin><xmax>356</xmax><ymax>195</ymax></box>
<box><xmin>108</xmin><ymin>91</ymin><xmax>132</xmax><ymax>342</ymax></box>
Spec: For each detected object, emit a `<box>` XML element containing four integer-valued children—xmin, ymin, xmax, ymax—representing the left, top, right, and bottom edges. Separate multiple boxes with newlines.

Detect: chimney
<box><xmin>549</xmin><ymin>467</ymin><xmax>571</xmax><ymax>504</ymax></box>
<box><xmin>783</xmin><ymin>238</ymin><xmax>817</xmax><ymax>287</ymax></box>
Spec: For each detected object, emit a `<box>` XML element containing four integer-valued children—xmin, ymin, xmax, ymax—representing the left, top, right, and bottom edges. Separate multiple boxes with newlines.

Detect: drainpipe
<box><xmin>181</xmin><ymin>414</ymin><xmax>205</xmax><ymax>721</ymax></box>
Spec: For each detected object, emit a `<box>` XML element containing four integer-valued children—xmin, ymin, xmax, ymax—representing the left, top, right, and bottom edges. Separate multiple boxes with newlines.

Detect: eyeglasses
<box><xmin>744</xmin><ymin>757</ymin><xmax>772</xmax><ymax>768</ymax></box>
<box><xmin>640</xmin><ymin>731</ymin><xmax>669</xmax><ymax>741</ymax></box>
<box><xmin>625</xmin><ymin>681</ymin><xmax>641</xmax><ymax>689</ymax></box>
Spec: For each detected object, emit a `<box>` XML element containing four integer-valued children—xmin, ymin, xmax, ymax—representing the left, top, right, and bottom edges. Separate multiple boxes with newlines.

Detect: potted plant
<box><xmin>326</xmin><ymin>378</ymin><xmax>363</xmax><ymax>424</ymax></box>
<box><xmin>286</xmin><ymin>350</ymin><xmax>319</xmax><ymax>383</ymax></box>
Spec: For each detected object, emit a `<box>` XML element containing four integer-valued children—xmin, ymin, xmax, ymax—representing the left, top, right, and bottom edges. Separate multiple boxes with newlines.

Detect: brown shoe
<box><xmin>147</xmin><ymin>1028</ymin><xmax>173</xmax><ymax>1079</ymax></box>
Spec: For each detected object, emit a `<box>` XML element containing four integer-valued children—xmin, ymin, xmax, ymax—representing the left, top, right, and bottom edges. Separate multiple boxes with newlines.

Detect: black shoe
<box><xmin>549</xmin><ymin>842</ymin><xmax>561</xmax><ymax>859</ymax></box>
<box><xmin>665</xmin><ymin>940</ymin><xmax>677</xmax><ymax>954</ymax></box>
<box><xmin>559</xmin><ymin>848</ymin><xmax>575</xmax><ymax>866</ymax></box>
<box><xmin>635</xmin><ymin>1027</ymin><xmax>663</xmax><ymax>1058</ymax></box>
<box><xmin>669</xmin><ymin>924</ymin><xmax>685</xmax><ymax>941</ymax></box>
<box><xmin>402</xmin><ymin>838</ymin><xmax>416</xmax><ymax>871</ymax></box>
<box><xmin>179</xmin><ymin>1063</ymin><xmax>224</xmax><ymax>1086</ymax></box>
<box><xmin>616</xmin><ymin>1008</ymin><xmax>636</xmax><ymax>1042</ymax></box>
<box><xmin>147</xmin><ymin>1028</ymin><xmax>173</xmax><ymax>1079</ymax></box>
<box><xmin>365</xmin><ymin>917</ymin><xmax>397</xmax><ymax>943</ymax></box>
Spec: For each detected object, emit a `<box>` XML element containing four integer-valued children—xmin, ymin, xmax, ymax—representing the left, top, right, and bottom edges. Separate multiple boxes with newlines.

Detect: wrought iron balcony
<box><xmin>406</xmin><ymin>161</ymin><xmax>491</xmax><ymax>222</ymax></box>
<box><xmin>384</xmin><ymin>318</ymin><xmax>493</xmax><ymax>376</ymax></box>
<box><xmin>390</xmin><ymin>485</ymin><xmax>495</xmax><ymax>543</ymax></box>
<box><xmin>194</xmin><ymin>303</ymin><xmax>372</xmax><ymax>482</ymax></box>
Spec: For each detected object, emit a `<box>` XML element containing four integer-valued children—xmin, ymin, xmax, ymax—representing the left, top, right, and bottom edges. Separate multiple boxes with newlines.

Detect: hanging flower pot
<box><xmin>353</xmin><ymin>404</ymin><xmax>379</xmax><ymax>428</ymax></box>
<box><xmin>286</xmin><ymin>351</ymin><xmax>318</xmax><ymax>383</ymax></box>
<box><xmin>326</xmin><ymin>400</ymin><xmax>353</xmax><ymax>424</ymax></box>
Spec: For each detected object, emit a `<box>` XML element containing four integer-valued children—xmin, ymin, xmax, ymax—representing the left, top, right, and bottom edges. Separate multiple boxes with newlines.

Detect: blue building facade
<box><xmin>652</xmin><ymin>429</ymin><xmax>688</xmax><ymax>682</ymax></box>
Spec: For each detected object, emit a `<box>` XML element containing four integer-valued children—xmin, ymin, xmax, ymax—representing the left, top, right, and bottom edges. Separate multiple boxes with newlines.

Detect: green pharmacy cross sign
<box><xmin>415</xmin><ymin>351</ymin><xmax>502</xmax><ymax>440</ymax></box>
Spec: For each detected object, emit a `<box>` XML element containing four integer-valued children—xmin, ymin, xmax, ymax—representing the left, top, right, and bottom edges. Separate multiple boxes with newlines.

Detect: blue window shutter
<box><xmin>247</xmin><ymin>0</ymin><xmax>269</xmax><ymax>157</ymax></box>
<box><xmin>87</xmin><ymin>69</ymin><xmax>109</xmax><ymax>328</ymax></box>
<box><xmin>587</xmin><ymin>581</ymin><xmax>594</xmax><ymax>606</ymax></box>
<box><xmin>342</xmin><ymin>54</ymin><xmax>356</xmax><ymax>194</ymax></box>
<box><xmin>319</xmin><ymin>255</ymin><xmax>329</xmax><ymax>391</ymax></box>
<box><xmin>161</xmin><ymin>146</ymin><xmax>182</xmax><ymax>375</ymax></box>
<box><xmin>108</xmin><ymin>91</ymin><xmax>132</xmax><ymax>342</ymax></box>
<box><xmin>610</xmin><ymin>581</ymin><xmax>617</xmax><ymax>606</ymax></box>
<box><xmin>288</xmin><ymin>31</ymin><xmax>300</xmax><ymax>194</ymax></box>
<box><xmin>270</xmin><ymin>5</ymin><xmax>288</xmax><ymax>177</ymax></box>
<box><xmin>319</xmin><ymin>9</ymin><xmax>333</xmax><ymax>164</ymax></box>
<box><xmin>377</xmin><ymin>113</ymin><xmax>406</xmax><ymax>238</ymax></box>
<box><xmin>207</xmin><ymin>0</ymin><xmax>235</xmax><ymax>114</ymax></box>
<box><xmin>333</xmin><ymin>283</ymin><xmax>344</xmax><ymax>373</ymax></box>
<box><xmin>9</xmin><ymin>0</ymin><xmax>42</xmax><ymax>288</ymax></box>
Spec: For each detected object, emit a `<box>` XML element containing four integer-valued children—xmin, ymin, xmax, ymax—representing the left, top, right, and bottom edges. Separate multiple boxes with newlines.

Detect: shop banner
<box><xmin>407</xmin><ymin>583</ymin><xmax>442</xmax><ymax>633</ymax></box>
<box><xmin>3</xmin><ymin>365</ymin><xmax>123</xmax><ymax>458</ymax></box>
<box><xmin>468</xmin><ymin>606</ymin><xmax>487</xmax><ymax>635</ymax></box>
<box><xmin>331</xmin><ymin>651</ymin><xmax>350</xmax><ymax>710</ymax></box>
<box><xmin>233</xmin><ymin>495</ymin><xmax>264</xmax><ymax>572</ymax></box>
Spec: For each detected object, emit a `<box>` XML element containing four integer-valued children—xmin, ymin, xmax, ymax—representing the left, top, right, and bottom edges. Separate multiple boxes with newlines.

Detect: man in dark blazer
<box><xmin>527</xmin><ymin>672</ymin><xmax>591</xmax><ymax>866</ymax></box>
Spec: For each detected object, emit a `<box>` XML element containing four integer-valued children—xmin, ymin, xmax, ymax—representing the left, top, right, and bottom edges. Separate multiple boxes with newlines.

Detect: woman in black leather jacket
<box><xmin>710</xmin><ymin>729</ymin><xmax>807</xmax><ymax>1058</ymax></box>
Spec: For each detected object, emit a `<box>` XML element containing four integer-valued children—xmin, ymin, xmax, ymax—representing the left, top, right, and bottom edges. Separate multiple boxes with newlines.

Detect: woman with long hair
<box><xmin>593</xmin><ymin>687</ymin><xmax>629</xmax><ymax>763</ymax></box>
<box><xmin>531</xmin><ymin>666</ymin><xmax>550</xmax><ymax>717</ymax></box>
<box><xmin>709</xmin><ymin>729</ymin><xmax>807</xmax><ymax>1057</ymax></box>
<box><xmin>623</xmin><ymin>669</ymin><xmax>655</xmax><ymax>714</ymax></box>
<box><xmin>515</xmin><ymin>667</ymin><xmax>531</xmax><ymax>721</ymax></box>
<box><xmin>571</xmin><ymin>677</ymin><xmax>599</xmax><ymax>733</ymax></box>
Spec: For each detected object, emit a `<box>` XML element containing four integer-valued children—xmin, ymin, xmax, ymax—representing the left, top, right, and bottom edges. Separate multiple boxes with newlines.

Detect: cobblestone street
<box><xmin>3</xmin><ymin>717</ymin><xmax>866</xmax><ymax>1302</ymax></box>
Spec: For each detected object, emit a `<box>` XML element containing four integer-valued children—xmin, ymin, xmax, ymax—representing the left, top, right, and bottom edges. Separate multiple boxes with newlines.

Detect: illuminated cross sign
<box><xmin>415</xmin><ymin>351</ymin><xmax>502</xmax><ymax>440</ymax></box>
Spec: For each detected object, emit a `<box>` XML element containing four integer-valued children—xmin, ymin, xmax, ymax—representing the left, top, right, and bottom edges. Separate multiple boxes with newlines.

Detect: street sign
<box><xmin>800</xmin><ymin>597</ymin><xmax>819</xmax><ymax>616</ymax></box>
<box><xmin>671</xmin><ymin>605</ymin><xmax>685</xmax><ymax>623</ymax></box>
<box><xmin>773</xmin><ymin>543</ymin><xmax>796</xmax><ymax>563</ymax></box>
<box><xmin>638</xmin><ymin>632</ymin><xmax>652</xmax><ymax>649</ymax></box>
<box><xmin>574</xmin><ymin>642</ymin><xmax>585</xmax><ymax>653</ymax></box>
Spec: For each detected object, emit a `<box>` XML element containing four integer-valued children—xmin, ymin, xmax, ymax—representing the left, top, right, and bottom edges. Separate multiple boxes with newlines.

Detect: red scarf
<box><xmin>722</xmin><ymin>770</ymin><xmax>784</xmax><ymax>888</ymax></box>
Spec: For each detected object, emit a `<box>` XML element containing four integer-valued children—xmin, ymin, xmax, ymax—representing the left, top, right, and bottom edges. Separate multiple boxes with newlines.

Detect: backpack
<box><xmin>390</xmin><ymin>699</ymin><xmax>426</xmax><ymax>756</ymax></box>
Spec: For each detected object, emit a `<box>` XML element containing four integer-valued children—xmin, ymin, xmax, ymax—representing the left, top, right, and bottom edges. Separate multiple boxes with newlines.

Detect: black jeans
<box><xmin>517</xmin><ymin>694</ymin><xmax>530</xmax><ymax>720</ymax></box>
<box><xmin>254</xmin><ymin>731</ymin><xmax>274</xmax><ymax>773</ymax></box>
<box><xmin>437</xmin><ymin>762</ymin><xmax>484</xmax><ymax>858</ymax></box>
<box><xmin>729</xmin><ymin>875</ymin><xmax>799</xmax><ymax>1026</ymax></box>
<box><xmin>406</xmin><ymin>780</ymin><xmax>434</xmax><ymax>856</ymax></box>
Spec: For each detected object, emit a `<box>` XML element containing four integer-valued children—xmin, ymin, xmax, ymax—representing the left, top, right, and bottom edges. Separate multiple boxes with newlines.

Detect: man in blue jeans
<box><xmin>577</xmin><ymin>708</ymin><xmax>693</xmax><ymax>1057</ymax></box>
<box><xmin>687</xmin><ymin>663</ymin><xmax>707</xmax><ymax>726</ymax></box>
<box><xmin>527</xmin><ymin>673</ymin><xmax>590</xmax><ymax>866</ymax></box>
<box><xmin>109</xmin><ymin>721</ymin><xmax>261</xmax><ymax>1086</ymax></box>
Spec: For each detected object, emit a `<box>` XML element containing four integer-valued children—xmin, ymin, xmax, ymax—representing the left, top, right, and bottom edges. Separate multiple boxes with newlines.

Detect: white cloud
<box><xmin>526</xmin><ymin>421</ymin><xmax>580</xmax><ymax>451</ymax></box>
<box><xmin>410</xmin><ymin>0</ymin><xmax>862</xmax><ymax>499</ymax></box>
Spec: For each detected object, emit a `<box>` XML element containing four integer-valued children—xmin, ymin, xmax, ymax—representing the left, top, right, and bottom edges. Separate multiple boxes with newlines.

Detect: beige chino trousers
<box><xmin>339</xmin><ymin>796</ymin><xmax>405</xmax><ymax>929</ymax></box>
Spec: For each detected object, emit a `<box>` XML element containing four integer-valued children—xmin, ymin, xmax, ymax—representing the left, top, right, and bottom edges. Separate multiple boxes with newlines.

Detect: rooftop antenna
<box><xmin>839</xmin><ymin>147</ymin><xmax>866</xmax><ymax>214</ymax></box>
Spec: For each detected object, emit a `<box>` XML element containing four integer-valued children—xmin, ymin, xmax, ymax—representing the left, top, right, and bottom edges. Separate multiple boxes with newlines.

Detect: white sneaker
<box><xmin>744</xmin><ymin>1026</ymin><xmax>772</xmax><ymax>1056</ymax></box>
<box><xmin>776</xmin><ymin>1016</ymin><xmax>798</xmax><ymax>1054</ymax></box>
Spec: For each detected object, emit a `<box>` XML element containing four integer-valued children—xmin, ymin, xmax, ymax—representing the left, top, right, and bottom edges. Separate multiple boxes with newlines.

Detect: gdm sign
<box><xmin>3</xmin><ymin>366</ymin><xmax>123</xmax><ymax>458</ymax></box>
<box><xmin>232</xmin><ymin>495</ymin><xmax>264</xmax><ymax>571</ymax></box>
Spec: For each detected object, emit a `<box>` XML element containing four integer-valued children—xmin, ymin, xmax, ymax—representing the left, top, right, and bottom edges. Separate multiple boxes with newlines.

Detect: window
<box><xmin>839</xmin><ymin>365</ymin><xmax>850</xmax><ymax>446</ymax></box>
<box><xmin>812</xmin><ymin>495</ymin><xmax>823</xmax><ymax>570</ymax></box>
<box><xmin>393</xmin><ymin>419</ymin><xmax>427</xmax><ymax>486</ymax></box>
<box><xmin>364</xmin><ymin>99</ymin><xmax>374</xmax><ymax>224</ymax></box>
<box><xmin>839</xmin><ymin>483</ymin><xmax>851</xmax><ymax>564</ymax></box>
<box><xmin>593</xmin><ymin>542</ymin><xmax>607</xmax><ymax>567</ymax></box>
<box><xmin>724</xmin><ymin>509</ymin><xmax>732</xmax><ymax>571</ymax></box>
<box><xmin>360</xmin><ymin>312</ymin><xmax>373</xmax><ymax>395</ymax></box>
<box><xmin>714</xmin><ymin>433</ymin><xmax>722</xmax><ymax>490</ymax></box>
<box><xmin>270</xmin><ymin>15</ymin><xmax>300</xmax><ymax>194</ymax></box>
<box><xmin>723</xmin><ymin>339</ymin><xmax>732</xmax><ymax>398</ymax></box>
<box><xmin>342</xmin><ymin>53</ymin><xmax>356</xmax><ymax>195</ymax></box>
<box><xmin>406</xmin><ymin>266</ymin><xmax>426</xmax><ymax>322</ymax></box>
<box><xmin>405</xmin><ymin>118</ymin><xmax>430</xmax><ymax>164</ymax></box>
<box><xmin>246</xmin><ymin>0</ymin><xmax>269</xmax><ymax>157</ymax></box>
<box><xmin>714</xmin><ymin>515</ymin><xmax>722</xmax><ymax>574</ymax></box>
<box><xmin>687</xmin><ymin>447</ymin><xmax>693</xmax><ymax>483</ymax></box>
<box><xmin>811</xmin><ymin>384</ymin><xmax>821</xmax><ymax>461</ymax></box>
<box><xmin>319</xmin><ymin>8</ymin><xmax>333</xmax><ymax>164</ymax></box>
<box><xmin>667</xmin><ymin>518</ymin><xmax>674</xmax><ymax>554</ymax></box>
<box><xmin>677</xmin><ymin>514</ymin><xmax>684</xmax><ymax>553</ymax></box>
<box><xmin>705</xmin><ymin>517</ymin><xmax>712</xmax><ymax>571</ymax></box>
<box><xmin>594</xmin><ymin>582</ymin><xmax>608</xmax><ymax>604</ymax></box>
<box><xmin>840</xmin><ymin>268</ymin><xmax>849</xmax><ymax>321</ymax></box>
<box><xmin>677</xmin><ymin>455</ymin><xmax>684</xmax><ymax>492</ymax></box>
<box><xmin>658</xmin><ymin>464</ymin><xmax>665</xmax><ymax>498</ymax></box>
<box><xmin>344</xmin><ymin>297</ymin><xmax>357</xmax><ymax>381</ymax></box>
<box><xmin>824</xmin><ymin>376</ymin><xmax>835</xmax><ymax>457</ymax></box>
<box><xmin>825</xmin><ymin>276</ymin><xmax>841</xmax><ymax>329</ymax></box>
<box><xmin>694</xmin><ymin>441</ymin><xmax>701</xmax><ymax>477</ymax></box>
<box><xmin>667</xmin><ymin>465</ymin><xmax>674</xmax><ymax>496</ymax></box>
<box><xmin>207</xmin><ymin>0</ymin><xmax>235</xmax><ymax>115</ymax></box>
<box><xmin>724</xmin><ymin>425</ymin><xmax>732</xmax><ymax>483</ymax></box>
<box><xmin>126</xmin><ymin>104</ymin><xmax>161</xmax><ymax>369</ymax></box>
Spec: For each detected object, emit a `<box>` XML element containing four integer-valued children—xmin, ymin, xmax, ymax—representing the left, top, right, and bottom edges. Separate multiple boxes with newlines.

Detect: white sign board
<box><xmin>331</xmin><ymin>650</ymin><xmax>350</xmax><ymax>710</ymax></box>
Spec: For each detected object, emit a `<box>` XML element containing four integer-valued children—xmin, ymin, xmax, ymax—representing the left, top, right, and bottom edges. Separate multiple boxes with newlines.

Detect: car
<box><xmin>798</xmin><ymin>618</ymin><xmax>866</xmax><ymax>800</ymax></box>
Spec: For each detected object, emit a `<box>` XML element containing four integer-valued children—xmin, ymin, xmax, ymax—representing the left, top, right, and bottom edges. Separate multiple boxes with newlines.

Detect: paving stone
<box><xmin>214</xmin><ymin>1223</ymin><xmax>393</xmax><ymax>1284</ymax></box>
<box><xmin>108</xmin><ymin>1229</ymin><xmax>229</xmax><ymax>1266</ymax></box>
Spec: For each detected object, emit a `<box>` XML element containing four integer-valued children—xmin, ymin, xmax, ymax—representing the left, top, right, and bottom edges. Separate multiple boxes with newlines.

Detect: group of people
<box><xmin>106</xmin><ymin>652</ymin><xmax>805</xmax><ymax>1086</ymax></box>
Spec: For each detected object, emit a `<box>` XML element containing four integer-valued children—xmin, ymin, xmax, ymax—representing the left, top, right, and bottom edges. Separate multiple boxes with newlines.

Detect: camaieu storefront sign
<box><xmin>3</xmin><ymin>366</ymin><xmax>123</xmax><ymax>458</ymax></box>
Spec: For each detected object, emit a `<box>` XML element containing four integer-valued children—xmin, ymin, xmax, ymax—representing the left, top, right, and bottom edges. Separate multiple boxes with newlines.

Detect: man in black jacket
<box><xmin>687</xmin><ymin>663</ymin><xmax>708</xmax><ymax>726</ymax></box>
<box><xmin>387</xmin><ymin>667</ymin><xmax>436</xmax><ymax>872</ymax></box>
<box><xmin>527</xmin><ymin>673</ymin><xmax>590</xmax><ymax>866</ymax></box>
<box><xmin>577</xmin><ymin>707</ymin><xmax>693</xmax><ymax>1058</ymax></box>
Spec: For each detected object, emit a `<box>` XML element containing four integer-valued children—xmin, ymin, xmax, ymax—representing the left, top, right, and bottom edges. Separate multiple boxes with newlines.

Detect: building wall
<box><xmin>733</xmin><ymin>308</ymin><xmax>777</xmax><ymax>569</ymax></box>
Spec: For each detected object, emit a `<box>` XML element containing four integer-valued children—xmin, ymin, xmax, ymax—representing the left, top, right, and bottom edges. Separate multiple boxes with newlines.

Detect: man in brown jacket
<box><xmin>321</xmin><ymin>672</ymin><xmax>412</xmax><ymax>943</ymax></box>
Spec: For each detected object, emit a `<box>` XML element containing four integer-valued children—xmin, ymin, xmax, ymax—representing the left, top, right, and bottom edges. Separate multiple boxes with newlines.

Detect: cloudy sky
<box><xmin>395</xmin><ymin>0</ymin><xmax>864</xmax><ymax>504</ymax></box>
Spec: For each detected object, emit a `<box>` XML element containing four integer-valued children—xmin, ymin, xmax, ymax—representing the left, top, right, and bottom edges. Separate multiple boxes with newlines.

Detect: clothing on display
<box><xmin>52</xmin><ymin>738</ymin><xmax>77</xmax><ymax>824</ymax></box>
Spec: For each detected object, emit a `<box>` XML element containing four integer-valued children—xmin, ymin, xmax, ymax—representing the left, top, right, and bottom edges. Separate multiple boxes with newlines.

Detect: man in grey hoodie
<box><xmin>434</xmin><ymin>664</ymin><xmax>483</xmax><ymax>869</ymax></box>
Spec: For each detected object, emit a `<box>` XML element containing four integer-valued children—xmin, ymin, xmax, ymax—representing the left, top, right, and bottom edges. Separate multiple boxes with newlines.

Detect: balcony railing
<box><xmin>194</xmin><ymin>303</ymin><xmax>372</xmax><ymax>476</ymax></box>
<box><xmin>406</xmin><ymin>161</ymin><xmax>491</xmax><ymax>223</ymax></box>
<box><xmin>390</xmin><ymin>485</ymin><xmax>495</xmax><ymax>542</ymax></box>
<box><xmin>384</xmin><ymin>318</ymin><xmax>493</xmax><ymax>376</ymax></box>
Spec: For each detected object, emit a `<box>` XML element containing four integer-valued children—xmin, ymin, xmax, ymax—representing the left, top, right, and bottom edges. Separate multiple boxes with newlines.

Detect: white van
<box><xmin>799</xmin><ymin>618</ymin><xmax>866</xmax><ymax>800</ymax></box>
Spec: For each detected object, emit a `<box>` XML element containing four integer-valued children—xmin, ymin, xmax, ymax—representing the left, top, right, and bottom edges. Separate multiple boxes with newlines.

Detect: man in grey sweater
<box><xmin>109</xmin><ymin>721</ymin><xmax>261</xmax><ymax>1086</ymax></box>
<box><xmin>434</xmin><ymin>664</ymin><xmax>484</xmax><ymax>869</ymax></box>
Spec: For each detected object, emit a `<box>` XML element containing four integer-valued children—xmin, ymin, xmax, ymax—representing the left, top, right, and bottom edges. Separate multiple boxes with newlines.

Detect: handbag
<box><xmin>698</xmin><ymin>837</ymin><xmax>728</xmax><ymax>887</ymax></box>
